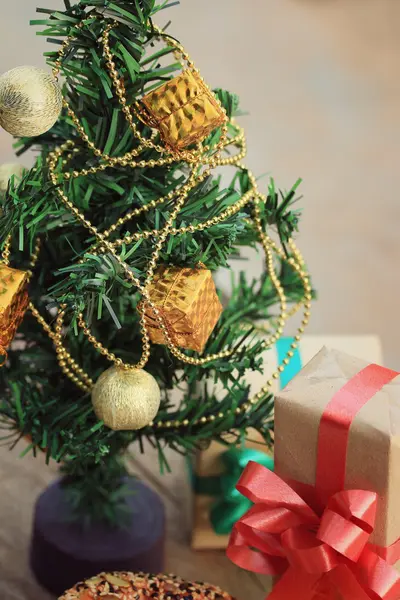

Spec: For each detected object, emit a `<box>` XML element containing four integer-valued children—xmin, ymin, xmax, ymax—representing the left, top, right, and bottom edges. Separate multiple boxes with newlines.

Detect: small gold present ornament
<box><xmin>0</xmin><ymin>264</ymin><xmax>29</xmax><ymax>361</ymax></box>
<box><xmin>140</xmin><ymin>265</ymin><xmax>223</xmax><ymax>353</ymax></box>
<box><xmin>137</xmin><ymin>70</ymin><xmax>227</xmax><ymax>151</ymax></box>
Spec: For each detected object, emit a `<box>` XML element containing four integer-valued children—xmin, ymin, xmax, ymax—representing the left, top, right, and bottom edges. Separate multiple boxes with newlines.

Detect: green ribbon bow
<box><xmin>194</xmin><ymin>446</ymin><xmax>274</xmax><ymax>535</ymax></box>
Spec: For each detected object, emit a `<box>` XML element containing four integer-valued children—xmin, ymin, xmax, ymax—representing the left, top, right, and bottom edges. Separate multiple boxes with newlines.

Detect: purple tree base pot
<box><xmin>29</xmin><ymin>478</ymin><xmax>165</xmax><ymax>596</ymax></box>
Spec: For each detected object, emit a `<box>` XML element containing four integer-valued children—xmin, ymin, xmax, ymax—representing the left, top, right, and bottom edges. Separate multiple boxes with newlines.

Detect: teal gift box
<box><xmin>191</xmin><ymin>335</ymin><xmax>382</xmax><ymax>550</ymax></box>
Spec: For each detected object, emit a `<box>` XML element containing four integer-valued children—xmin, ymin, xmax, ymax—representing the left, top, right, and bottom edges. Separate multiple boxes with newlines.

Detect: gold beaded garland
<box><xmin>2</xmin><ymin>16</ymin><xmax>313</xmax><ymax>432</ymax></box>
<box><xmin>0</xmin><ymin>66</ymin><xmax>62</xmax><ymax>137</ymax></box>
<box><xmin>91</xmin><ymin>366</ymin><xmax>161</xmax><ymax>431</ymax></box>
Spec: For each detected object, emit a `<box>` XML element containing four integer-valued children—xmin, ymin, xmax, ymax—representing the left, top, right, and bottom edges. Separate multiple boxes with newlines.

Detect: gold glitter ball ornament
<box><xmin>91</xmin><ymin>366</ymin><xmax>161</xmax><ymax>431</ymax></box>
<box><xmin>0</xmin><ymin>264</ymin><xmax>29</xmax><ymax>363</ymax></box>
<box><xmin>138</xmin><ymin>69</ymin><xmax>226</xmax><ymax>151</ymax></box>
<box><xmin>0</xmin><ymin>163</ymin><xmax>25</xmax><ymax>194</ymax></box>
<box><xmin>0</xmin><ymin>66</ymin><xmax>62</xmax><ymax>137</ymax></box>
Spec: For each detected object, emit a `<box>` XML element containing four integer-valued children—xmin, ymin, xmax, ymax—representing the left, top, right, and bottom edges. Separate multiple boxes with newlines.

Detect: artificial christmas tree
<box><xmin>0</xmin><ymin>0</ymin><xmax>312</xmax><ymax>593</ymax></box>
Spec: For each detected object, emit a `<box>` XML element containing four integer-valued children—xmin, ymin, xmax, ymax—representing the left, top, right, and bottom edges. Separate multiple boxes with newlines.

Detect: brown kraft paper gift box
<box><xmin>192</xmin><ymin>335</ymin><xmax>382</xmax><ymax>551</ymax></box>
<box><xmin>275</xmin><ymin>346</ymin><xmax>400</xmax><ymax>575</ymax></box>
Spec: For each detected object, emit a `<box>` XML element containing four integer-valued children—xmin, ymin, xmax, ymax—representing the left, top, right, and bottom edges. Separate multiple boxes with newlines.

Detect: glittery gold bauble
<box><xmin>92</xmin><ymin>366</ymin><xmax>161</xmax><ymax>431</ymax></box>
<box><xmin>0</xmin><ymin>66</ymin><xmax>62</xmax><ymax>137</ymax></box>
<box><xmin>0</xmin><ymin>163</ymin><xmax>25</xmax><ymax>193</ymax></box>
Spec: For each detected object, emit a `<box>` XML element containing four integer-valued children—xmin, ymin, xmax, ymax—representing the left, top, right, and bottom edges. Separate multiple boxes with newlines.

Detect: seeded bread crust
<box><xmin>60</xmin><ymin>572</ymin><xmax>235</xmax><ymax>600</ymax></box>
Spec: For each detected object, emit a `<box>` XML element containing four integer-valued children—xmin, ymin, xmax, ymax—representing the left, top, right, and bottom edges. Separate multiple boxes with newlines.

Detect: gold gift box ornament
<box><xmin>0</xmin><ymin>264</ymin><xmax>29</xmax><ymax>361</ymax></box>
<box><xmin>138</xmin><ymin>70</ymin><xmax>227</xmax><ymax>151</ymax></box>
<box><xmin>140</xmin><ymin>265</ymin><xmax>223</xmax><ymax>353</ymax></box>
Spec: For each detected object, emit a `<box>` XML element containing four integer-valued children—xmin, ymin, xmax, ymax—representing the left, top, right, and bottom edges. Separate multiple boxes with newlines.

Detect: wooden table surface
<box><xmin>0</xmin><ymin>442</ymin><xmax>271</xmax><ymax>600</ymax></box>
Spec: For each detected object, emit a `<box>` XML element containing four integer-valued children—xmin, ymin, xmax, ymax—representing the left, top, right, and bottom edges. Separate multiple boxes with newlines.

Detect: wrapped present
<box><xmin>227</xmin><ymin>347</ymin><xmax>400</xmax><ymax>600</ymax></box>
<box><xmin>191</xmin><ymin>335</ymin><xmax>382</xmax><ymax>550</ymax></box>
<box><xmin>138</xmin><ymin>70</ymin><xmax>226</xmax><ymax>151</ymax></box>
<box><xmin>0</xmin><ymin>264</ymin><xmax>29</xmax><ymax>361</ymax></box>
<box><xmin>247</xmin><ymin>334</ymin><xmax>383</xmax><ymax>396</ymax></box>
<box><xmin>141</xmin><ymin>265</ymin><xmax>222</xmax><ymax>353</ymax></box>
<box><xmin>191</xmin><ymin>429</ymin><xmax>273</xmax><ymax>550</ymax></box>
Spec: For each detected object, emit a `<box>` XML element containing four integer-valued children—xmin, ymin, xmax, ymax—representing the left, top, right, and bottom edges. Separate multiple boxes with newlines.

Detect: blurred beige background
<box><xmin>1</xmin><ymin>0</ymin><xmax>399</xmax><ymax>367</ymax></box>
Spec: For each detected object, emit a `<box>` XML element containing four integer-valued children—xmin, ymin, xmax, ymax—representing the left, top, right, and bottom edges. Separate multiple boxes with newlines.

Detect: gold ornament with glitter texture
<box><xmin>91</xmin><ymin>366</ymin><xmax>161</xmax><ymax>431</ymax></box>
<box><xmin>138</xmin><ymin>69</ymin><xmax>227</xmax><ymax>151</ymax></box>
<box><xmin>0</xmin><ymin>264</ymin><xmax>29</xmax><ymax>363</ymax></box>
<box><xmin>140</xmin><ymin>265</ymin><xmax>223</xmax><ymax>352</ymax></box>
<box><xmin>0</xmin><ymin>66</ymin><xmax>62</xmax><ymax>137</ymax></box>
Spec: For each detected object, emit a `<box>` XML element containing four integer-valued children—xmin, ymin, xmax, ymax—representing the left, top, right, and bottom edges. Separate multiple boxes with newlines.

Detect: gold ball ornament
<box><xmin>92</xmin><ymin>366</ymin><xmax>161</xmax><ymax>431</ymax></box>
<box><xmin>0</xmin><ymin>66</ymin><xmax>62</xmax><ymax>137</ymax></box>
<box><xmin>0</xmin><ymin>163</ymin><xmax>25</xmax><ymax>193</ymax></box>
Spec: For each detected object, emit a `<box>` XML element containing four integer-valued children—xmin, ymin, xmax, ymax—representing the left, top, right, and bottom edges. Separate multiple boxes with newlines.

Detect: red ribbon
<box><xmin>227</xmin><ymin>364</ymin><xmax>400</xmax><ymax>599</ymax></box>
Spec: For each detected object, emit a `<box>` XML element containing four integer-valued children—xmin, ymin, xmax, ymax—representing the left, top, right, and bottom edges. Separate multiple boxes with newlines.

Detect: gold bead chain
<box><xmin>29</xmin><ymin>302</ymin><xmax>93</xmax><ymax>392</ymax></box>
<box><xmin>0</xmin><ymin>236</ymin><xmax>40</xmax><ymax>272</ymax></box>
<box><xmin>47</xmin><ymin>150</ymin><xmax>234</xmax><ymax>371</ymax></box>
<box><xmin>0</xmin><ymin>236</ymin><xmax>93</xmax><ymax>389</ymax></box>
<box><xmin>46</xmin><ymin>19</ymin><xmax>237</xmax><ymax>373</ymax></box>
<box><xmin>109</xmin><ymin>175</ymin><xmax>253</xmax><ymax>247</ymax></box>
<box><xmin>1</xmin><ymin>235</ymin><xmax>12</xmax><ymax>266</ymax></box>
<box><xmin>2</xmin><ymin>16</ymin><xmax>312</xmax><ymax>430</ymax></box>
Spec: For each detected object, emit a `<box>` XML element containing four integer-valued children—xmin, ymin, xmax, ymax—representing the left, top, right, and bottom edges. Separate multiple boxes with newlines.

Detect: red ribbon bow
<box><xmin>227</xmin><ymin>462</ymin><xmax>400</xmax><ymax>600</ymax></box>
